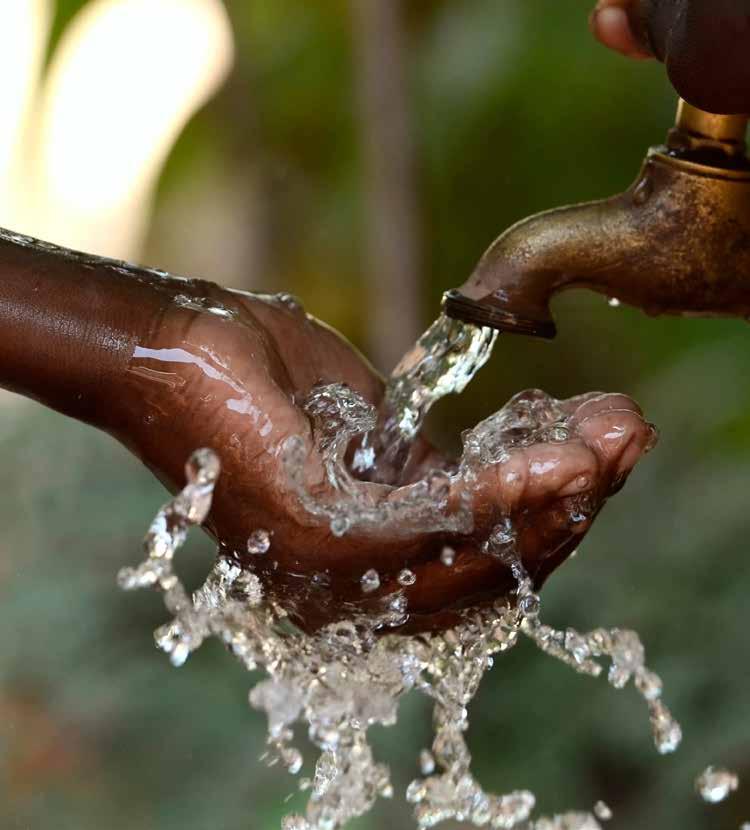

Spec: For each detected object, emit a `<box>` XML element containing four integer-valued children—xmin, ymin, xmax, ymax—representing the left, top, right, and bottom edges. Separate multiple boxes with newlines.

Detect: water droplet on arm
<box><xmin>330</xmin><ymin>516</ymin><xmax>351</xmax><ymax>537</ymax></box>
<box><xmin>440</xmin><ymin>546</ymin><xmax>456</xmax><ymax>566</ymax></box>
<box><xmin>398</xmin><ymin>569</ymin><xmax>416</xmax><ymax>587</ymax></box>
<box><xmin>360</xmin><ymin>569</ymin><xmax>380</xmax><ymax>593</ymax></box>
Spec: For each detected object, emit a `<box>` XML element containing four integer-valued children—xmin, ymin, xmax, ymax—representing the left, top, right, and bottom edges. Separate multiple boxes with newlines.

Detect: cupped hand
<box><xmin>116</xmin><ymin>283</ymin><xmax>656</xmax><ymax>633</ymax></box>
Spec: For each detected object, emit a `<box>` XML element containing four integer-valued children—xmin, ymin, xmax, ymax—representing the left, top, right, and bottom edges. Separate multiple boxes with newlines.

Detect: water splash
<box><xmin>365</xmin><ymin>314</ymin><xmax>497</xmax><ymax>482</ymax></box>
<box><xmin>281</xmin><ymin>382</ymin><xmax>473</xmax><ymax>540</ymax></box>
<box><xmin>114</xmin><ymin>314</ymin><xmax>722</xmax><ymax>830</ymax></box>
<box><xmin>285</xmin><ymin>379</ymin><xmax>601</xmax><ymax>547</ymax></box>
<box><xmin>120</xmin><ymin>438</ymin><xmax>682</xmax><ymax>830</ymax></box>
<box><xmin>384</xmin><ymin>314</ymin><xmax>498</xmax><ymax>441</ymax></box>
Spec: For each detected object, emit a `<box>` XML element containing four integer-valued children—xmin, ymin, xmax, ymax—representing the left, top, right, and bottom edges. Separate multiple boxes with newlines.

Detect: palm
<box><xmin>116</xmin><ymin>285</ymin><xmax>654</xmax><ymax>632</ymax></box>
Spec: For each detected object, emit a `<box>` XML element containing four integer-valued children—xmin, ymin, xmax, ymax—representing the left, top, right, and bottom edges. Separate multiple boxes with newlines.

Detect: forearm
<box><xmin>0</xmin><ymin>227</ymin><xmax>179</xmax><ymax>430</ymax></box>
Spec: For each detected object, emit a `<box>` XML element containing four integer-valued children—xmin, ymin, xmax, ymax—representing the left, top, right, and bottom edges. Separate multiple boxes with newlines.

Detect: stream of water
<box><xmin>118</xmin><ymin>313</ymin><xmax>741</xmax><ymax>829</ymax></box>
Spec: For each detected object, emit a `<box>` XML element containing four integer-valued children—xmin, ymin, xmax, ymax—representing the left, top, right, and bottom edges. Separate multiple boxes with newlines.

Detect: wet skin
<box><xmin>0</xmin><ymin>231</ymin><xmax>656</xmax><ymax>632</ymax></box>
<box><xmin>0</xmin><ymin>0</ymin><xmax>738</xmax><ymax>635</ymax></box>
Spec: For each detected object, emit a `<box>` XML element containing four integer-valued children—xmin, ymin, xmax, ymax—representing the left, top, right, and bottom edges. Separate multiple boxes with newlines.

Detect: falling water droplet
<box><xmin>419</xmin><ymin>749</ymin><xmax>436</xmax><ymax>775</ymax></box>
<box><xmin>330</xmin><ymin>516</ymin><xmax>352</xmax><ymax>537</ymax></box>
<box><xmin>695</xmin><ymin>766</ymin><xmax>739</xmax><ymax>804</ymax></box>
<box><xmin>185</xmin><ymin>447</ymin><xmax>220</xmax><ymax>485</ymax></box>
<box><xmin>635</xmin><ymin>668</ymin><xmax>663</xmax><ymax>701</ymax></box>
<box><xmin>352</xmin><ymin>445</ymin><xmax>375</xmax><ymax>472</ymax></box>
<box><xmin>311</xmin><ymin>572</ymin><xmax>331</xmax><ymax>589</ymax></box>
<box><xmin>170</xmin><ymin>642</ymin><xmax>190</xmax><ymax>667</ymax></box>
<box><xmin>594</xmin><ymin>800</ymin><xmax>613</xmax><ymax>821</ymax></box>
<box><xmin>282</xmin><ymin>814</ymin><xmax>308</xmax><ymax>830</ymax></box>
<box><xmin>441</xmin><ymin>546</ymin><xmax>456</xmax><ymax>566</ymax></box>
<box><xmin>406</xmin><ymin>780</ymin><xmax>427</xmax><ymax>804</ymax></box>
<box><xmin>247</xmin><ymin>529</ymin><xmax>272</xmax><ymax>555</ymax></box>
<box><xmin>519</xmin><ymin>593</ymin><xmax>541</xmax><ymax>618</ymax></box>
<box><xmin>398</xmin><ymin>569</ymin><xmax>416</xmax><ymax>587</ymax></box>
<box><xmin>360</xmin><ymin>569</ymin><xmax>380</xmax><ymax>593</ymax></box>
<box><xmin>386</xmin><ymin>592</ymin><xmax>409</xmax><ymax>627</ymax></box>
<box><xmin>649</xmin><ymin>700</ymin><xmax>682</xmax><ymax>754</ymax></box>
<box><xmin>284</xmin><ymin>748</ymin><xmax>304</xmax><ymax>775</ymax></box>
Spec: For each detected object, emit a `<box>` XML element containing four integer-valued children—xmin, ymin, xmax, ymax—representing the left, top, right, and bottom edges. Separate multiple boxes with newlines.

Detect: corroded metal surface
<box><xmin>446</xmin><ymin>101</ymin><xmax>750</xmax><ymax>337</ymax></box>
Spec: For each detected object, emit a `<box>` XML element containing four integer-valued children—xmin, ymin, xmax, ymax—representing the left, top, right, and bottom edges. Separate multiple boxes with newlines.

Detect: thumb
<box><xmin>590</xmin><ymin>0</ymin><xmax>653</xmax><ymax>59</ymax></box>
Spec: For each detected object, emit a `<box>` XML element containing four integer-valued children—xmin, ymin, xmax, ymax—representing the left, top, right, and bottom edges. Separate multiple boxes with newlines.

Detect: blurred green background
<box><xmin>1</xmin><ymin>1</ymin><xmax>748</xmax><ymax>828</ymax></box>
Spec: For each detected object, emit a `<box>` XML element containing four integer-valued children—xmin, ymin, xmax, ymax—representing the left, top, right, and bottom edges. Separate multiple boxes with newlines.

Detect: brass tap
<box><xmin>443</xmin><ymin>100</ymin><xmax>750</xmax><ymax>338</ymax></box>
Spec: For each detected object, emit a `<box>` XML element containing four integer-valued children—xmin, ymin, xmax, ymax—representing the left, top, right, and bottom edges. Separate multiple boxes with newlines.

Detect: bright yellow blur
<box><xmin>0</xmin><ymin>0</ymin><xmax>233</xmax><ymax>260</ymax></box>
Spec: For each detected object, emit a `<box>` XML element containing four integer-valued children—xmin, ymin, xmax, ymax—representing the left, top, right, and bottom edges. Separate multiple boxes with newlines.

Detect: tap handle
<box><xmin>628</xmin><ymin>0</ymin><xmax>750</xmax><ymax>115</ymax></box>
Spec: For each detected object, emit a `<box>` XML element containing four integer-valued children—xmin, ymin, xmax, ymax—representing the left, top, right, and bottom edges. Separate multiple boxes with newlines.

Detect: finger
<box><xmin>561</xmin><ymin>391</ymin><xmax>643</xmax><ymax>420</ymax></box>
<box><xmin>570</xmin><ymin>395</ymin><xmax>657</xmax><ymax>487</ymax></box>
<box><xmin>589</xmin><ymin>0</ymin><xmax>653</xmax><ymax>59</ymax></box>
<box><xmin>464</xmin><ymin>437</ymin><xmax>599</xmax><ymax>527</ymax></box>
<box><xmin>455</xmin><ymin>392</ymin><xmax>653</xmax><ymax>523</ymax></box>
<box><xmin>454</xmin><ymin>394</ymin><xmax>652</xmax><ymax>571</ymax></box>
<box><xmin>332</xmin><ymin>397</ymin><xmax>656</xmax><ymax>630</ymax></box>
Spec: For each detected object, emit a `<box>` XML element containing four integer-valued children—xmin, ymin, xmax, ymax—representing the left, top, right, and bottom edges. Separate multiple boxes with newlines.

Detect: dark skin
<box><xmin>0</xmin><ymin>231</ymin><xmax>654</xmax><ymax>632</ymax></box>
<box><xmin>590</xmin><ymin>0</ymin><xmax>750</xmax><ymax>114</ymax></box>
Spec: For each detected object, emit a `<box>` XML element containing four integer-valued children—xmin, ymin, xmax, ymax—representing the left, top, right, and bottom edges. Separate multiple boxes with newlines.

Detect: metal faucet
<box><xmin>443</xmin><ymin>100</ymin><xmax>750</xmax><ymax>338</ymax></box>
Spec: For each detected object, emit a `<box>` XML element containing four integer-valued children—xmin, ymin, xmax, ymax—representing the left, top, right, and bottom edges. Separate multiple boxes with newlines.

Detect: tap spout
<box><xmin>445</xmin><ymin>109</ymin><xmax>750</xmax><ymax>337</ymax></box>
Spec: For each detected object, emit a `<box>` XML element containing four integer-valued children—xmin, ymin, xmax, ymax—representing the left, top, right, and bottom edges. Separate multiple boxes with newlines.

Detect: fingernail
<box><xmin>591</xmin><ymin>4</ymin><xmax>651</xmax><ymax>58</ymax></box>
<box><xmin>592</xmin><ymin>5</ymin><xmax>628</xmax><ymax>36</ymax></box>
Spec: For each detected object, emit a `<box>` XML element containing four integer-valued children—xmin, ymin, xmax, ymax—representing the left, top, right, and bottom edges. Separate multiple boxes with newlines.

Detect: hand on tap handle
<box><xmin>591</xmin><ymin>0</ymin><xmax>750</xmax><ymax>114</ymax></box>
<box><xmin>0</xmin><ymin>230</ymin><xmax>655</xmax><ymax>631</ymax></box>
